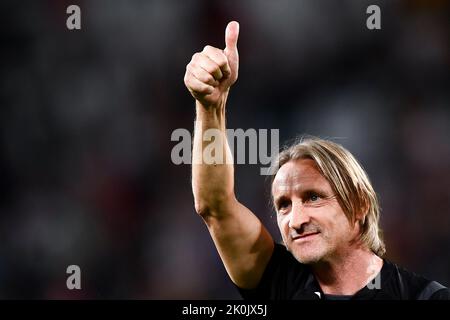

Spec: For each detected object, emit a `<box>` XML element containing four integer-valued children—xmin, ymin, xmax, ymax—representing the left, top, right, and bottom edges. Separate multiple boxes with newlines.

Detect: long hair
<box><xmin>270</xmin><ymin>136</ymin><xmax>386</xmax><ymax>257</ymax></box>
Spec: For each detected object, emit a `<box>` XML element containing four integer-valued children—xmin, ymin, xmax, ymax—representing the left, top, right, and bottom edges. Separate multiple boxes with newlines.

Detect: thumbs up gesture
<box><xmin>184</xmin><ymin>21</ymin><xmax>239</xmax><ymax>108</ymax></box>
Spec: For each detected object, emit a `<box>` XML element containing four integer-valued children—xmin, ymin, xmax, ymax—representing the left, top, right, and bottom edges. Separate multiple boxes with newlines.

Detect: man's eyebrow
<box><xmin>273</xmin><ymin>186</ymin><xmax>330</xmax><ymax>200</ymax></box>
<box><xmin>273</xmin><ymin>194</ymin><xmax>288</xmax><ymax>203</ymax></box>
<box><xmin>275</xmin><ymin>183</ymin><xmax>329</xmax><ymax>193</ymax></box>
<box><xmin>299</xmin><ymin>187</ymin><xmax>329</xmax><ymax>195</ymax></box>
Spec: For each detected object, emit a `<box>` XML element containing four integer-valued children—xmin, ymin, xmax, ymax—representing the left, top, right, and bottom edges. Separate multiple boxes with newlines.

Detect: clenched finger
<box><xmin>202</xmin><ymin>45</ymin><xmax>231</xmax><ymax>79</ymax></box>
<box><xmin>184</xmin><ymin>70</ymin><xmax>214</xmax><ymax>95</ymax></box>
<box><xmin>192</xmin><ymin>53</ymin><xmax>223</xmax><ymax>81</ymax></box>
<box><xmin>187</xmin><ymin>64</ymin><xmax>220</xmax><ymax>87</ymax></box>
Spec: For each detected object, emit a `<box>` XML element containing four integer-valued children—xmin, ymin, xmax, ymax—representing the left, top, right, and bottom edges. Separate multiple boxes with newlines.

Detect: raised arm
<box><xmin>184</xmin><ymin>21</ymin><xmax>274</xmax><ymax>289</ymax></box>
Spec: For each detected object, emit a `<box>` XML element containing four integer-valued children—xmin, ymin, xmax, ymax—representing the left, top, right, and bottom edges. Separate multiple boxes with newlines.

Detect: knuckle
<box><xmin>184</xmin><ymin>78</ymin><xmax>191</xmax><ymax>89</ymax></box>
<box><xmin>184</xmin><ymin>74</ymin><xmax>192</xmax><ymax>87</ymax></box>
<box><xmin>203</xmin><ymin>45</ymin><xmax>213</xmax><ymax>52</ymax></box>
<box><xmin>192</xmin><ymin>52</ymin><xmax>202</xmax><ymax>62</ymax></box>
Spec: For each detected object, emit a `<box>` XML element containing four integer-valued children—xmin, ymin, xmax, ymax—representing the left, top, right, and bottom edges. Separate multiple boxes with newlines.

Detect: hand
<box><xmin>184</xmin><ymin>21</ymin><xmax>239</xmax><ymax>108</ymax></box>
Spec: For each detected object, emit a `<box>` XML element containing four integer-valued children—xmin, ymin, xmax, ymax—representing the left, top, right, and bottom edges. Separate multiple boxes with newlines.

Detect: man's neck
<box><xmin>312</xmin><ymin>247</ymin><xmax>383</xmax><ymax>296</ymax></box>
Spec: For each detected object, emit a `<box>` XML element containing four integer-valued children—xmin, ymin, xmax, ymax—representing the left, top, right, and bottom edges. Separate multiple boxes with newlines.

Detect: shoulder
<box><xmin>383</xmin><ymin>260</ymin><xmax>449</xmax><ymax>300</ymax></box>
<box><xmin>421</xmin><ymin>282</ymin><xmax>450</xmax><ymax>300</ymax></box>
<box><xmin>429</xmin><ymin>287</ymin><xmax>450</xmax><ymax>300</ymax></box>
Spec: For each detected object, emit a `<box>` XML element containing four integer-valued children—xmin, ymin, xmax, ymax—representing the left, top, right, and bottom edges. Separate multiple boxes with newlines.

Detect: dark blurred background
<box><xmin>0</xmin><ymin>0</ymin><xmax>449</xmax><ymax>299</ymax></box>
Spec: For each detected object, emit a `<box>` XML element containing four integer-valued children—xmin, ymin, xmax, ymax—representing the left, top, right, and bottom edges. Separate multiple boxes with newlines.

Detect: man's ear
<box><xmin>356</xmin><ymin>198</ymin><xmax>369</xmax><ymax>226</ymax></box>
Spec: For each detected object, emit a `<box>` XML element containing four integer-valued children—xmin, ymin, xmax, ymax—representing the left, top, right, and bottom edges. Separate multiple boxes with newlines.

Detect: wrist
<box><xmin>195</xmin><ymin>91</ymin><xmax>229</xmax><ymax>114</ymax></box>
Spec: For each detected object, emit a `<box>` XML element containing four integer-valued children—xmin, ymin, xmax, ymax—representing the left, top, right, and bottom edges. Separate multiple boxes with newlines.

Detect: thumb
<box><xmin>224</xmin><ymin>21</ymin><xmax>239</xmax><ymax>70</ymax></box>
<box><xmin>225</xmin><ymin>21</ymin><xmax>239</xmax><ymax>52</ymax></box>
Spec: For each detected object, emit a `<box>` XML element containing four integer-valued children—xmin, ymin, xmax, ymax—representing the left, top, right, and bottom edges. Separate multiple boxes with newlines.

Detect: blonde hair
<box><xmin>270</xmin><ymin>136</ymin><xmax>386</xmax><ymax>257</ymax></box>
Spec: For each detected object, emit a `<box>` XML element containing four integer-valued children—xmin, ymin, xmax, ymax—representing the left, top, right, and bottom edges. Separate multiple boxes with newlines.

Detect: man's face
<box><xmin>272</xmin><ymin>158</ymin><xmax>359</xmax><ymax>264</ymax></box>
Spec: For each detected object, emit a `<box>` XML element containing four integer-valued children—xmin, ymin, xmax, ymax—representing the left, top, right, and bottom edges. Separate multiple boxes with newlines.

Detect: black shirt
<box><xmin>238</xmin><ymin>243</ymin><xmax>450</xmax><ymax>300</ymax></box>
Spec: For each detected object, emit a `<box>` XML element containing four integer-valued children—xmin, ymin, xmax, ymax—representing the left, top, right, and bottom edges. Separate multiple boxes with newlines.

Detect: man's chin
<box><xmin>295</xmin><ymin>254</ymin><xmax>324</xmax><ymax>265</ymax></box>
<box><xmin>288</xmin><ymin>245</ymin><xmax>325</xmax><ymax>264</ymax></box>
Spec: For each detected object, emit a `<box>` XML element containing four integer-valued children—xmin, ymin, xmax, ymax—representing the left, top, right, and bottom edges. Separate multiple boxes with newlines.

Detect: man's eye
<box><xmin>309</xmin><ymin>193</ymin><xmax>320</xmax><ymax>202</ymax></box>
<box><xmin>277</xmin><ymin>200</ymin><xmax>291</xmax><ymax>211</ymax></box>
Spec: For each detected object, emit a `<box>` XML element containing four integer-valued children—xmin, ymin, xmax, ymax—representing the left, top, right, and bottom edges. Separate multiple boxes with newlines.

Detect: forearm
<box><xmin>192</xmin><ymin>98</ymin><xmax>235</xmax><ymax>216</ymax></box>
<box><xmin>185</xmin><ymin>21</ymin><xmax>275</xmax><ymax>289</ymax></box>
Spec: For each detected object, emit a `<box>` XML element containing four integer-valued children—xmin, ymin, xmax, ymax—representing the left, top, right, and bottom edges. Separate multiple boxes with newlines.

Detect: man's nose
<box><xmin>288</xmin><ymin>200</ymin><xmax>310</xmax><ymax>230</ymax></box>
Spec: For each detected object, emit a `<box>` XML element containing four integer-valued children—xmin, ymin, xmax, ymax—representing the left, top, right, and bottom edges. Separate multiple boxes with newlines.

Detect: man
<box><xmin>183</xmin><ymin>21</ymin><xmax>450</xmax><ymax>300</ymax></box>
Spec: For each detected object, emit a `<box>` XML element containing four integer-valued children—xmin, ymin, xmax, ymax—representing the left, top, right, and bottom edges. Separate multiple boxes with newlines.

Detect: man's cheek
<box><xmin>277</xmin><ymin>217</ymin><xmax>286</xmax><ymax>232</ymax></box>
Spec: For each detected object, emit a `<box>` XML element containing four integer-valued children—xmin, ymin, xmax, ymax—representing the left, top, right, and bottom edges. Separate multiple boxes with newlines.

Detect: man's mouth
<box><xmin>292</xmin><ymin>231</ymin><xmax>320</xmax><ymax>241</ymax></box>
